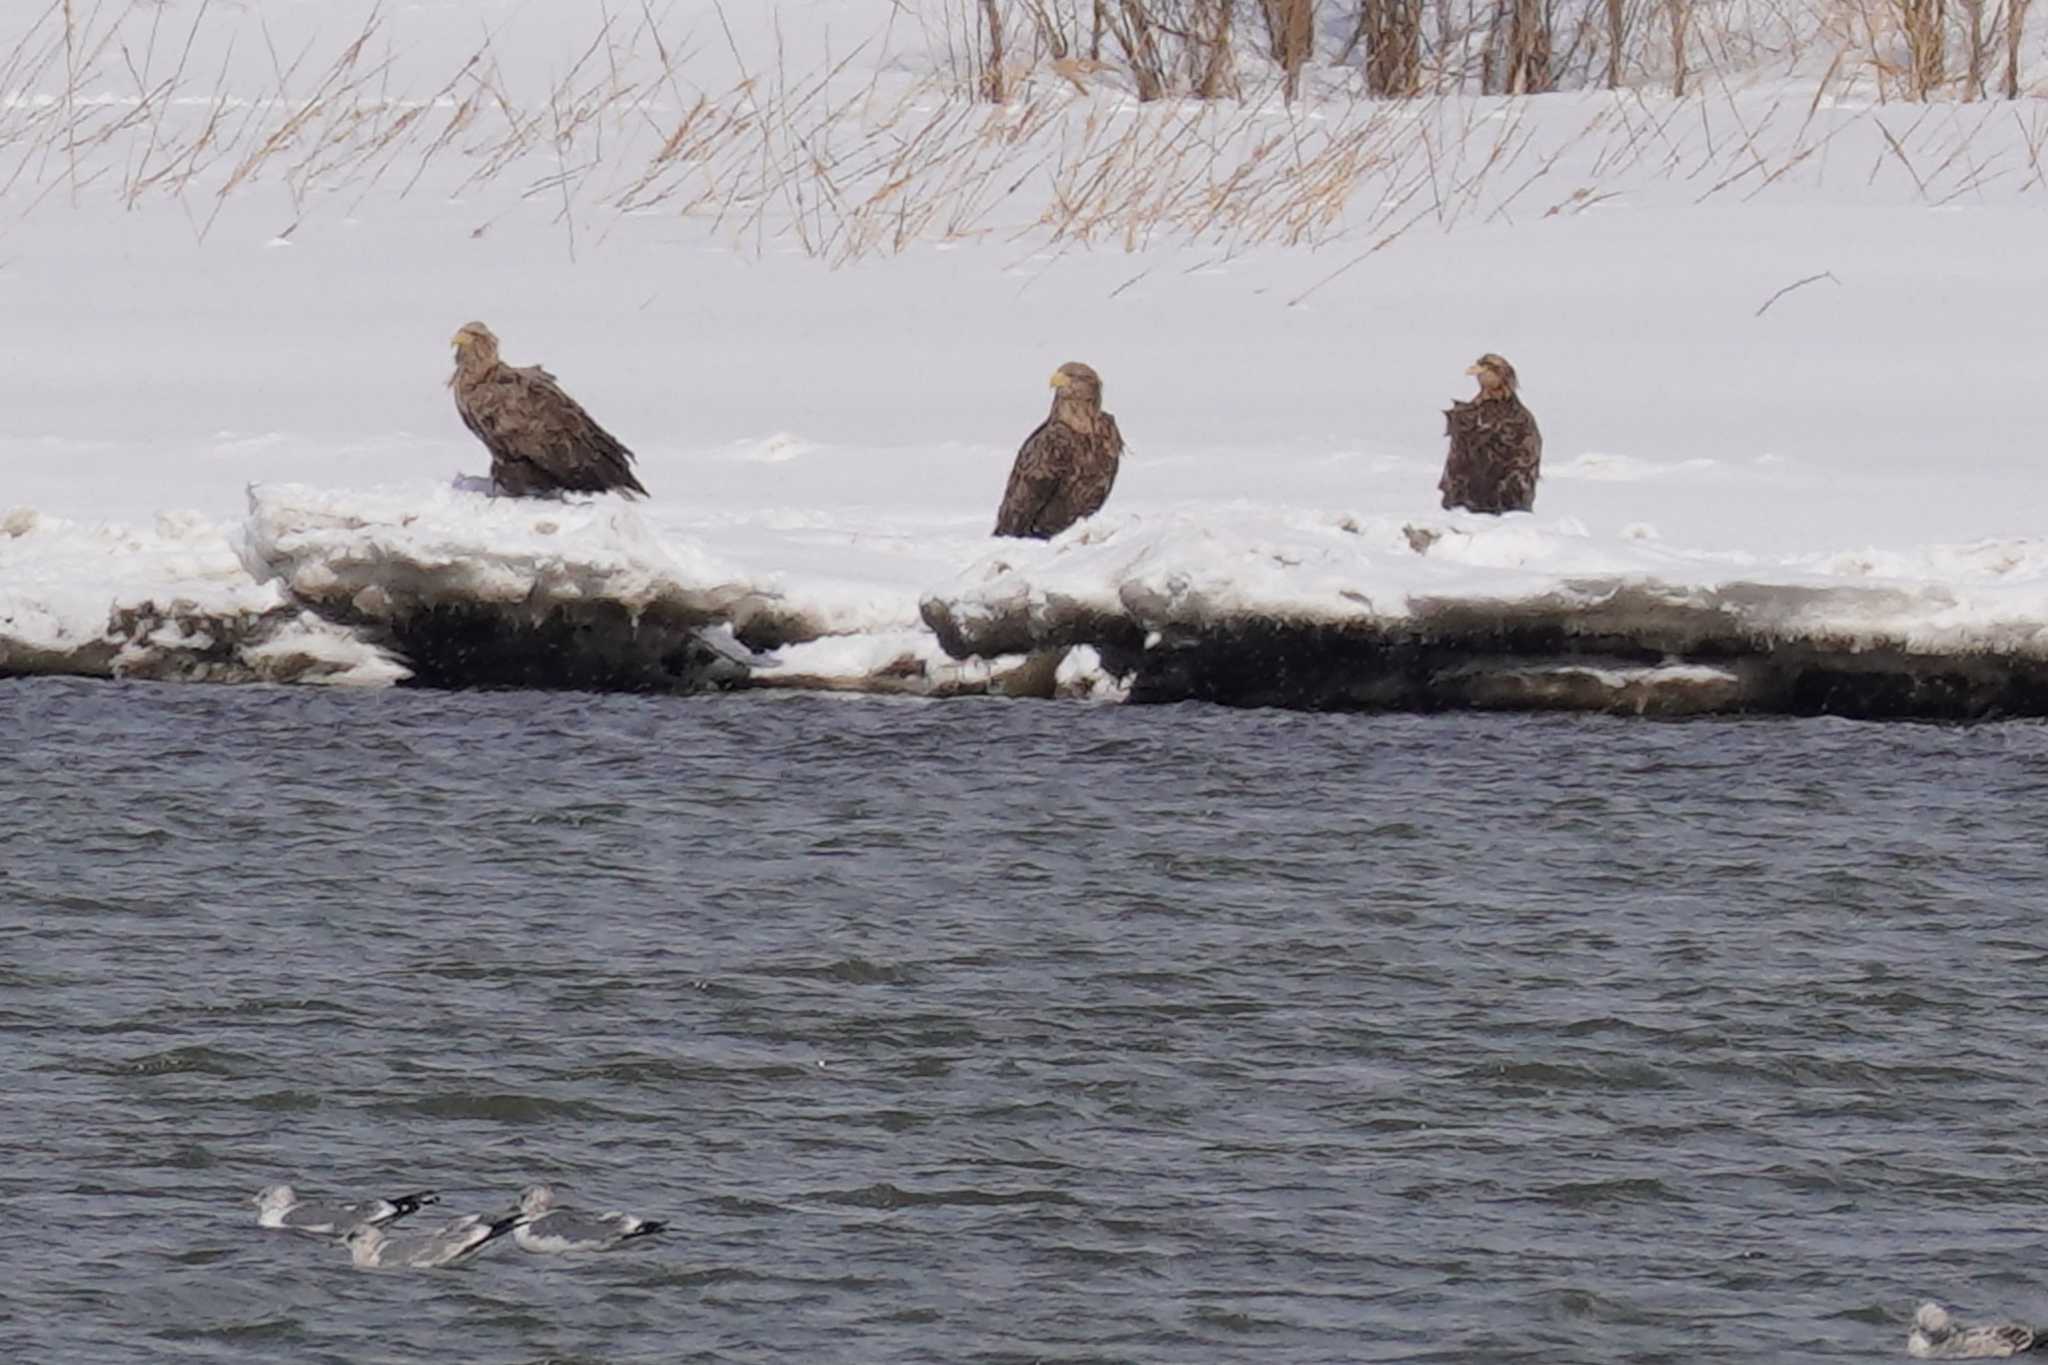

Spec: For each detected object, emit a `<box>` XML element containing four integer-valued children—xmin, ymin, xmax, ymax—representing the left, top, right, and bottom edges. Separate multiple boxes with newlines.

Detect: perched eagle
<box><xmin>448</xmin><ymin>322</ymin><xmax>648</xmax><ymax>499</ymax></box>
<box><xmin>1439</xmin><ymin>352</ymin><xmax>1541</xmax><ymax>515</ymax></box>
<box><xmin>993</xmin><ymin>362</ymin><xmax>1124</xmax><ymax>539</ymax></box>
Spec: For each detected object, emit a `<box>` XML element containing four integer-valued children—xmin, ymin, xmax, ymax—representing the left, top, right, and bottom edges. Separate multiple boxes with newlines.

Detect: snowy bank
<box><xmin>921</xmin><ymin>513</ymin><xmax>2048</xmax><ymax>718</ymax></box>
<box><xmin>13</xmin><ymin>488</ymin><xmax>2048</xmax><ymax>716</ymax></box>
<box><xmin>236</xmin><ymin>483</ymin><xmax>1103</xmax><ymax>697</ymax></box>
<box><xmin>0</xmin><ymin>483</ymin><xmax>1094</xmax><ymax>699</ymax></box>
<box><xmin>0</xmin><ymin>506</ymin><xmax>402</xmax><ymax>687</ymax></box>
<box><xmin>240</xmin><ymin>484</ymin><xmax>790</xmax><ymax>693</ymax></box>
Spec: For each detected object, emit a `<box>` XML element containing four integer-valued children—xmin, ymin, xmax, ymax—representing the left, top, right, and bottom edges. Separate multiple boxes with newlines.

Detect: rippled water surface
<box><xmin>8</xmin><ymin>678</ymin><xmax>2048</xmax><ymax>1362</ymax></box>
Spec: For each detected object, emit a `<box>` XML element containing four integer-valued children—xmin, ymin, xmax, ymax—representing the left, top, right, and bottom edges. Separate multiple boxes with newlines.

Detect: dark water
<box><xmin>7</xmin><ymin>678</ymin><xmax>2048</xmax><ymax>1363</ymax></box>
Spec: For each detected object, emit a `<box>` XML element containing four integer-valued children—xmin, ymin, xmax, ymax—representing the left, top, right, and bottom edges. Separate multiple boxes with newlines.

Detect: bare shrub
<box><xmin>1348</xmin><ymin>0</ymin><xmax>1426</xmax><ymax>95</ymax></box>
<box><xmin>2004</xmin><ymin>0</ymin><xmax>2034</xmax><ymax>96</ymax></box>
<box><xmin>1607</xmin><ymin>0</ymin><xmax>1629</xmax><ymax>85</ymax></box>
<box><xmin>1669</xmin><ymin>0</ymin><xmax>1692</xmax><ymax>94</ymax></box>
<box><xmin>1259</xmin><ymin>0</ymin><xmax>1316</xmax><ymax>96</ymax></box>
<box><xmin>979</xmin><ymin>0</ymin><xmax>1009</xmax><ymax>100</ymax></box>
<box><xmin>947</xmin><ymin>0</ymin><xmax>1877</xmax><ymax>105</ymax></box>
<box><xmin>986</xmin><ymin>0</ymin><xmax>1243</xmax><ymax>101</ymax></box>
<box><xmin>1957</xmin><ymin>0</ymin><xmax>1989</xmax><ymax>94</ymax></box>
<box><xmin>1896</xmin><ymin>0</ymin><xmax>1947</xmax><ymax>95</ymax></box>
<box><xmin>1021</xmin><ymin>0</ymin><xmax>1073</xmax><ymax>56</ymax></box>
<box><xmin>1103</xmin><ymin>0</ymin><xmax>1170</xmax><ymax>98</ymax></box>
<box><xmin>1482</xmin><ymin>0</ymin><xmax>1555</xmax><ymax>91</ymax></box>
<box><xmin>1192</xmin><ymin>0</ymin><xmax>1241</xmax><ymax>96</ymax></box>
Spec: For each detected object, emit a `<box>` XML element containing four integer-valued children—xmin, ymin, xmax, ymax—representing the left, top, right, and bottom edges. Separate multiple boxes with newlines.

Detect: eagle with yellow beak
<box><xmin>448</xmin><ymin>322</ymin><xmax>649</xmax><ymax>499</ymax></box>
<box><xmin>993</xmin><ymin>362</ymin><xmax>1124</xmax><ymax>539</ymax></box>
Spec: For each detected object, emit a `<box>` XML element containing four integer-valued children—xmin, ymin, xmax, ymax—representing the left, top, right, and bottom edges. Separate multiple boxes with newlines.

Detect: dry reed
<box><xmin>0</xmin><ymin>0</ymin><xmax>2038</xmax><ymax>272</ymax></box>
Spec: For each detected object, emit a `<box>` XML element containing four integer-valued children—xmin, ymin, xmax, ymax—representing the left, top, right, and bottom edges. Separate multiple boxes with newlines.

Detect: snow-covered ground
<box><xmin>5</xmin><ymin>1</ymin><xmax>2048</xmax><ymax>711</ymax></box>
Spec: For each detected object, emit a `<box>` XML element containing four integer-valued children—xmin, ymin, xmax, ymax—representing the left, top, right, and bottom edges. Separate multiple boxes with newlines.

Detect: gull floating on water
<box><xmin>1909</xmin><ymin>1302</ymin><xmax>2042</xmax><ymax>1358</ymax></box>
<box><xmin>252</xmin><ymin>1184</ymin><xmax>438</xmax><ymax>1237</ymax></box>
<box><xmin>512</xmin><ymin>1183</ymin><xmax>666</xmax><ymax>1254</ymax></box>
<box><xmin>343</xmin><ymin>1210</ymin><xmax>525</xmax><ymax>1269</ymax></box>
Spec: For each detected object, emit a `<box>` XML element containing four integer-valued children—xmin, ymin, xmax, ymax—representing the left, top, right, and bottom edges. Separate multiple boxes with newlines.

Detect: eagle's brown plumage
<box><xmin>994</xmin><ymin>362</ymin><xmax>1123</xmax><ymax>539</ymax></box>
<box><xmin>449</xmin><ymin>322</ymin><xmax>648</xmax><ymax>499</ymax></box>
<box><xmin>1439</xmin><ymin>353</ymin><xmax>1541</xmax><ymax>515</ymax></box>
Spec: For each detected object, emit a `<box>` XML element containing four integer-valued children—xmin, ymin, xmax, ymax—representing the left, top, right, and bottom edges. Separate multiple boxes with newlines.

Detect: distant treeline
<box><xmin>956</xmin><ymin>0</ymin><xmax>2036</xmax><ymax>102</ymax></box>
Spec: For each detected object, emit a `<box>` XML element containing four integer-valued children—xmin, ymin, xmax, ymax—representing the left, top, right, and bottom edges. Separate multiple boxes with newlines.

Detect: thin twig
<box><xmin>1754</xmin><ymin>269</ymin><xmax>1839</xmax><ymax>316</ymax></box>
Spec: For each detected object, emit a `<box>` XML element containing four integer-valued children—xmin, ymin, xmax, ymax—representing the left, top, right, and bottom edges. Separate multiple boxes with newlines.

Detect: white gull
<box><xmin>512</xmin><ymin>1184</ymin><xmax>666</xmax><ymax>1254</ymax></box>
<box><xmin>252</xmin><ymin>1184</ymin><xmax>438</xmax><ymax>1237</ymax></box>
<box><xmin>343</xmin><ymin>1210</ymin><xmax>525</xmax><ymax>1269</ymax></box>
<box><xmin>1909</xmin><ymin>1302</ymin><xmax>2041</xmax><ymax>1359</ymax></box>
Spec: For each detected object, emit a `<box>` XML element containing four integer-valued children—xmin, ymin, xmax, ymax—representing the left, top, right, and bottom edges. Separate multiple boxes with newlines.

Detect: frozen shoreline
<box><xmin>921</xmin><ymin>512</ymin><xmax>2048</xmax><ymax>717</ymax></box>
<box><xmin>6</xmin><ymin>5</ymin><xmax>2048</xmax><ymax>718</ymax></box>
<box><xmin>9</xmin><ymin>488</ymin><xmax>2048</xmax><ymax>718</ymax></box>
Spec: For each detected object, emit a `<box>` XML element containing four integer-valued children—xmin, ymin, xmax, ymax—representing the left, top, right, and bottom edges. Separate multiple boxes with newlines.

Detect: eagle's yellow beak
<box><xmin>451</xmin><ymin>332</ymin><xmax>469</xmax><ymax>351</ymax></box>
<box><xmin>1464</xmin><ymin>363</ymin><xmax>1483</xmax><ymax>376</ymax></box>
<box><xmin>1049</xmin><ymin>370</ymin><xmax>1069</xmax><ymax>390</ymax></box>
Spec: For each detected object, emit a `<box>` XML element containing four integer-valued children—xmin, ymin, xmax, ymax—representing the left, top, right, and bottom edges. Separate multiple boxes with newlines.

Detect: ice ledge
<box><xmin>13</xmin><ymin>493</ymin><xmax>2048</xmax><ymax>716</ymax></box>
<box><xmin>0</xmin><ymin>506</ymin><xmax>406</xmax><ymax>687</ymax></box>
<box><xmin>920</xmin><ymin>513</ymin><xmax>2048</xmax><ymax>719</ymax></box>
<box><xmin>238</xmin><ymin>484</ymin><xmax>796</xmax><ymax>693</ymax></box>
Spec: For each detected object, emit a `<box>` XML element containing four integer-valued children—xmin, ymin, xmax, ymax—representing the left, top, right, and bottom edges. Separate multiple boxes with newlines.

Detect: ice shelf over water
<box><xmin>9</xmin><ymin>487</ymin><xmax>2048</xmax><ymax>717</ymax></box>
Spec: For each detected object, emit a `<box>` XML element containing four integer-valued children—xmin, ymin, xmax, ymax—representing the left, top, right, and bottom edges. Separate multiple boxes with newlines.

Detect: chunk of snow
<box><xmin>0</xmin><ymin>510</ymin><xmax>402</xmax><ymax>685</ymax></box>
<box><xmin>240</xmin><ymin>483</ymin><xmax>788</xmax><ymax>693</ymax></box>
